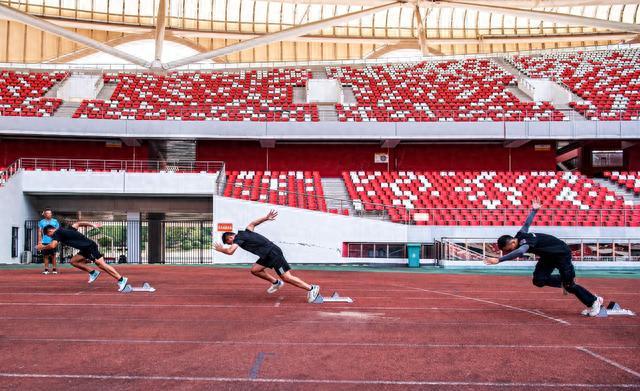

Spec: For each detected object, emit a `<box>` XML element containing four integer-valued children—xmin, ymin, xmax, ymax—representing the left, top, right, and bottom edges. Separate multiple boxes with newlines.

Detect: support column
<box><xmin>126</xmin><ymin>212</ymin><xmax>141</xmax><ymax>264</ymax></box>
<box><xmin>148</xmin><ymin>213</ymin><xmax>165</xmax><ymax>264</ymax></box>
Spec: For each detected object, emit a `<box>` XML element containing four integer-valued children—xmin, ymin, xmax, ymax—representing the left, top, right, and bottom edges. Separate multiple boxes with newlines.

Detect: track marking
<box><xmin>400</xmin><ymin>286</ymin><xmax>571</xmax><ymax>325</ymax></box>
<box><xmin>577</xmin><ymin>347</ymin><xmax>640</xmax><ymax>378</ymax></box>
<box><xmin>0</xmin><ymin>373</ymin><xmax>638</xmax><ymax>387</ymax></box>
<box><xmin>3</xmin><ymin>337</ymin><xmax>639</xmax><ymax>350</ymax></box>
<box><xmin>4</xmin><ymin>316</ymin><xmax>639</xmax><ymax>328</ymax></box>
<box><xmin>248</xmin><ymin>352</ymin><xmax>273</xmax><ymax>379</ymax></box>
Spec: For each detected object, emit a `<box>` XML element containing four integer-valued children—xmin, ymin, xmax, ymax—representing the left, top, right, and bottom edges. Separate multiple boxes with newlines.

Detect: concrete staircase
<box><xmin>97</xmin><ymin>83</ymin><xmax>117</xmax><ymax>100</ymax></box>
<box><xmin>53</xmin><ymin>101</ymin><xmax>80</xmax><ymax>118</ymax></box>
<box><xmin>592</xmin><ymin>177</ymin><xmax>638</xmax><ymax>205</ymax></box>
<box><xmin>311</xmin><ymin>68</ymin><xmax>328</xmax><ymax>79</ymax></box>
<box><xmin>317</xmin><ymin>104</ymin><xmax>338</xmax><ymax>121</ymax></box>
<box><xmin>321</xmin><ymin>177</ymin><xmax>355</xmax><ymax>214</ymax></box>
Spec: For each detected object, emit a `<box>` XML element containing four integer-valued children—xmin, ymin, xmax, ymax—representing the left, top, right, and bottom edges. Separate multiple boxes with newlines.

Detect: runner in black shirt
<box><xmin>214</xmin><ymin>210</ymin><xmax>321</xmax><ymax>303</ymax></box>
<box><xmin>485</xmin><ymin>199</ymin><xmax>603</xmax><ymax>317</ymax></box>
<box><xmin>37</xmin><ymin>222</ymin><xmax>129</xmax><ymax>292</ymax></box>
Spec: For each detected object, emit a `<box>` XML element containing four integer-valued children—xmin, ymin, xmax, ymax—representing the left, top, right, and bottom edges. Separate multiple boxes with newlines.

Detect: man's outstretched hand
<box><xmin>265</xmin><ymin>210</ymin><xmax>278</xmax><ymax>221</ymax></box>
<box><xmin>484</xmin><ymin>257</ymin><xmax>499</xmax><ymax>265</ymax></box>
<box><xmin>532</xmin><ymin>198</ymin><xmax>542</xmax><ymax>210</ymax></box>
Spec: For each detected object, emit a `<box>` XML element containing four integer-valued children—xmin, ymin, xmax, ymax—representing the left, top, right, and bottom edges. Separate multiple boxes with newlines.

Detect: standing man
<box><xmin>214</xmin><ymin>210</ymin><xmax>321</xmax><ymax>303</ymax></box>
<box><xmin>38</xmin><ymin>222</ymin><xmax>129</xmax><ymax>292</ymax></box>
<box><xmin>484</xmin><ymin>199</ymin><xmax>603</xmax><ymax>317</ymax></box>
<box><xmin>37</xmin><ymin>208</ymin><xmax>60</xmax><ymax>275</ymax></box>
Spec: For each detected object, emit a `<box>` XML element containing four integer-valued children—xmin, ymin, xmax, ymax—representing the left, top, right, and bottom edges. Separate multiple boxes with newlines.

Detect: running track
<box><xmin>0</xmin><ymin>265</ymin><xmax>639</xmax><ymax>390</ymax></box>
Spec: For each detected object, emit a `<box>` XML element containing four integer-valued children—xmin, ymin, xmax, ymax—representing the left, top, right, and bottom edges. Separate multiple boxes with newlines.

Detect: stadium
<box><xmin>0</xmin><ymin>0</ymin><xmax>639</xmax><ymax>388</ymax></box>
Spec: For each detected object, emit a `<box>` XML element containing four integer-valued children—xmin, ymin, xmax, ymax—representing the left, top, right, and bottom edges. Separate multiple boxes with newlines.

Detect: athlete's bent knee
<box><xmin>532</xmin><ymin>278</ymin><xmax>546</xmax><ymax>288</ymax></box>
<box><xmin>562</xmin><ymin>280</ymin><xmax>577</xmax><ymax>292</ymax></box>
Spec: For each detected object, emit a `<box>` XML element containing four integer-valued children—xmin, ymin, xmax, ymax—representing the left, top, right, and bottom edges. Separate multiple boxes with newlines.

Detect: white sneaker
<box><xmin>267</xmin><ymin>280</ymin><xmax>284</xmax><ymax>294</ymax></box>
<box><xmin>117</xmin><ymin>277</ymin><xmax>128</xmax><ymax>292</ymax></box>
<box><xmin>52</xmin><ymin>270</ymin><xmax>58</xmax><ymax>275</ymax></box>
<box><xmin>42</xmin><ymin>270</ymin><xmax>49</xmax><ymax>275</ymax></box>
<box><xmin>588</xmin><ymin>296</ymin><xmax>604</xmax><ymax>317</ymax></box>
<box><xmin>307</xmin><ymin>285</ymin><xmax>320</xmax><ymax>303</ymax></box>
<box><xmin>88</xmin><ymin>270</ymin><xmax>101</xmax><ymax>283</ymax></box>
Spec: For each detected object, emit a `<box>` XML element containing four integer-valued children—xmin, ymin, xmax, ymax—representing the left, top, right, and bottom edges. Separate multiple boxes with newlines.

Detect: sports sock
<box><xmin>118</xmin><ymin>277</ymin><xmax>124</xmax><ymax>282</ymax></box>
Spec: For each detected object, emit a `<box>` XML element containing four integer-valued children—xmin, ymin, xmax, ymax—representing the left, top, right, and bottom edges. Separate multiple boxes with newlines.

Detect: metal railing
<box><xmin>439</xmin><ymin>237</ymin><xmax>640</xmax><ymax>262</ymax></box>
<box><xmin>223</xmin><ymin>182</ymin><xmax>639</xmax><ymax>227</ymax></box>
<box><xmin>25</xmin><ymin>219</ymin><xmax>214</xmax><ymax>265</ymax></box>
<box><xmin>0</xmin><ymin>158</ymin><xmax>225</xmax><ymax>187</ymax></box>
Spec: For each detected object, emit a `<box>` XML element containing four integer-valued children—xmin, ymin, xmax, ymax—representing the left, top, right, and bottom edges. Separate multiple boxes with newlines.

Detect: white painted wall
<box><xmin>212</xmin><ymin>195</ymin><xmax>408</xmax><ymax>264</ymax></box>
<box><xmin>306</xmin><ymin>79</ymin><xmax>343</xmax><ymax>104</ymax></box>
<box><xmin>0</xmin><ymin>172</ymin><xmax>36</xmax><ymax>263</ymax></box>
<box><xmin>57</xmin><ymin>74</ymin><xmax>103</xmax><ymax>102</ymax></box>
<box><xmin>518</xmin><ymin>78</ymin><xmax>573</xmax><ymax>105</ymax></box>
<box><xmin>20</xmin><ymin>170</ymin><xmax>220</xmax><ymax>195</ymax></box>
<box><xmin>0</xmin><ymin>116</ymin><xmax>637</xmax><ymax>141</ymax></box>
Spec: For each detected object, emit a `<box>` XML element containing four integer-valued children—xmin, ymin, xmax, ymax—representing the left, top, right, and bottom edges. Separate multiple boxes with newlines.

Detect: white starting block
<box><xmin>312</xmin><ymin>291</ymin><xmax>353</xmax><ymax>304</ymax></box>
<box><xmin>122</xmin><ymin>282</ymin><xmax>156</xmax><ymax>293</ymax></box>
<box><xmin>594</xmin><ymin>302</ymin><xmax>636</xmax><ymax>317</ymax></box>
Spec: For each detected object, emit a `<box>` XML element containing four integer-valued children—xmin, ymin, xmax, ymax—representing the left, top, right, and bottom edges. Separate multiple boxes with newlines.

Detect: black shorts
<box><xmin>256</xmin><ymin>247</ymin><xmax>291</xmax><ymax>276</ymax></box>
<box><xmin>40</xmin><ymin>248</ymin><xmax>57</xmax><ymax>256</ymax></box>
<box><xmin>77</xmin><ymin>244</ymin><xmax>103</xmax><ymax>261</ymax></box>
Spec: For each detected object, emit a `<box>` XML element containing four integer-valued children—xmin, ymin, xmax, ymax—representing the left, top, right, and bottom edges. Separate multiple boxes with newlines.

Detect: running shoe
<box><xmin>42</xmin><ymin>270</ymin><xmax>49</xmax><ymax>275</ymax></box>
<box><xmin>307</xmin><ymin>285</ymin><xmax>320</xmax><ymax>303</ymax></box>
<box><xmin>117</xmin><ymin>276</ymin><xmax>129</xmax><ymax>292</ymax></box>
<box><xmin>587</xmin><ymin>296</ymin><xmax>604</xmax><ymax>317</ymax></box>
<box><xmin>52</xmin><ymin>270</ymin><xmax>58</xmax><ymax>275</ymax></box>
<box><xmin>88</xmin><ymin>270</ymin><xmax>101</xmax><ymax>283</ymax></box>
<box><xmin>267</xmin><ymin>280</ymin><xmax>284</xmax><ymax>294</ymax></box>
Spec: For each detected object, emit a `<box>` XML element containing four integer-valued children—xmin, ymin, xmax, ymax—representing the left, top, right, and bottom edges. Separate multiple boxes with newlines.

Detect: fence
<box><xmin>438</xmin><ymin>237</ymin><xmax>640</xmax><ymax>262</ymax></box>
<box><xmin>0</xmin><ymin>158</ymin><xmax>226</xmax><ymax>189</ymax></box>
<box><xmin>25</xmin><ymin>219</ymin><xmax>214</xmax><ymax>264</ymax></box>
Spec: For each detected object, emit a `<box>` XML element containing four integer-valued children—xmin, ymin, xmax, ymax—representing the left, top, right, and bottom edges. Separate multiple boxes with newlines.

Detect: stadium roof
<box><xmin>0</xmin><ymin>0</ymin><xmax>638</xmax><ymax>68</ymax></box>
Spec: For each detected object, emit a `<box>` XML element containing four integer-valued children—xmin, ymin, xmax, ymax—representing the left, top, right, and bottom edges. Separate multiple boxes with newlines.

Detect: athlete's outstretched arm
<box><xmin>37</xmin><ymin>239</ymin><xmax>59</xmax><ymax>251</ymax></box>
<box><xmin>214</xmin><ymin>242</ymin><xmax>239</xmax><ymax>255</ymax></box>
<box><xmin>246</xmin><ymin>210</ymin><xmax>278</xmax><ymax>231</ymax></box>
<box><xmin>72</xmin><ymin>221</ymin><xmax>102</xmax><ymax>229</ymax></box>
<box><xmin>519</xmin><ymin>198</ymin><xmax>541</xmax><ymax>234</ymax></box>
<box><xmin>484</xmin><ymin>244</ymin><xmax>531</xmax><ymax>265</ymax></box>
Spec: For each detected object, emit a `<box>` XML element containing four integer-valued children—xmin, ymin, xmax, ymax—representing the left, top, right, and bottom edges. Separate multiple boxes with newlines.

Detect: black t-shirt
<box><xmin>233</xmin><ymin>230</ymin><xmax>275</xmax><ymax>258</ymax></box>
<box><xmin>51</xmin><ymin>227</ymin><xmax>96</xmax><ymax>250</ymax></box>
<box><xmin>515</xmin><ymin>231</ymin><xmax>570</xmax><ymax>258</ymax></box>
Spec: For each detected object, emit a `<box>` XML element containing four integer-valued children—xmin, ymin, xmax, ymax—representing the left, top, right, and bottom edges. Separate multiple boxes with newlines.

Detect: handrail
<box><xmin>0</xmin><ymin>158</ymin><xmax>225</xmax><ymax>187</ymax></box>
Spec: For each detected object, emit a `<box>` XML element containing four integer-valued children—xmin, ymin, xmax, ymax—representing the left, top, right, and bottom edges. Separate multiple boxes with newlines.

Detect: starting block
<box><xmin>312</xmin><ymin>291</ymin><xmax>353</xmax><ymax>304</ymax></box>
<box><xmin>122</xmin><ymin>282</ymin><xmax>156</xmax><ymax>293</ymax></box>
<box><xmin>595</xmin><ymin>302</ymin><xmax>636</xmax><ymax>317</ymax></box>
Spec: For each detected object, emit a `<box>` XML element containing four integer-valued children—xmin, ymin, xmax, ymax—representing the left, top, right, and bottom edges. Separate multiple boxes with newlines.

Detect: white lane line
<box><xmin>0</xmin><ymin>302</ymin><xmax>577</xmax><ymax>313</ymax></box>
<box><xmin>0</xmin><ymin>373</ymin><xmax>638</xmax><ymax>387</ymax></box>
<box><xmin>3</xmin><ymin>337</ymin><xmax>639</xmax><ymax>351</ymax></box>
<box><xmin>3</xmin><ymin>315</ymin><xmax>638</xmax><ymax>329</ymax></box>
<box><xmin>577</xmin><ymin>347</ymin><xmax>640</xmax><ymax>378</ymax></box>
<box><xmin>400</xmin><ymin>285</ymin><xmax>571</xmax><ymax>325</ymax></box>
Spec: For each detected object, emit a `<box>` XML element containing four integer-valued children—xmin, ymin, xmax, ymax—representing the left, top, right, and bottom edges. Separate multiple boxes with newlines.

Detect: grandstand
<box><xmin>0</xmin><ymin>1</ymin><xmax>639</xmax><ymax>388</ymax></box>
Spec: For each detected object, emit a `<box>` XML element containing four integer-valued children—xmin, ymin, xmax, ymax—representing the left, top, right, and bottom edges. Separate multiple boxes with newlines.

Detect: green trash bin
<box><xmin>407</xmin><ymin>243</ymin><xmax>421</xmax><ymax>268</ymax></box>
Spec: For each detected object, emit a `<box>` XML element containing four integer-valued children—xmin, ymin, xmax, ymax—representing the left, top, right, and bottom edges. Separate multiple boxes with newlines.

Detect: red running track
<box><xmin>0</xmin><ymin>265</ymin><xmax>639</xmax><ymax>390</ymax></box>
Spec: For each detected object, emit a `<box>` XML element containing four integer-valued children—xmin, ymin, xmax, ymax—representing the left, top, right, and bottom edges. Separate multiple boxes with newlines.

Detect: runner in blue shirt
<box><xmin>38</xmin><ymin>208</ymin><xmax>60</xmax><ymax>275</ymax></box>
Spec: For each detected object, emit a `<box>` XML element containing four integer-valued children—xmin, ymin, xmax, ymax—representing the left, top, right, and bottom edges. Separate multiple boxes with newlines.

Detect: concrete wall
<box><xmin>0</xmin><ymin>173</ymin><xmax>36</xmax><ymax>262</ymax></box>
<box><xmin>213</xmin><ymin>196</ymin><xmax>640</xmax><ymax>265</ymax></box>
<box><xmin>212</xmin><ymin>195</ymin><xmax>408</xmax><ymax>264</ymax></box>
<box><xmin>20</xmin><ymin>170</ymin><xmax>220</xmax><ymax>195</ymax></box>
<box><xmin>0</xmin><ymin>116</ymin><xmax>638</xmax><ymax>140</ymax></box>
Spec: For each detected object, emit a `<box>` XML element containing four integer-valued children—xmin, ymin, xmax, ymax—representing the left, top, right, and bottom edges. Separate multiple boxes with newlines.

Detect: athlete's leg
<box><xmin>43</xmin><ymin>254</ymin><xmax>51</xmax><ymax>272</ymax></box>
<box><xmin>557</xmin><ymin>255</ymin><xmax>597</xmax><ymax>306</ymax></box>
<box><xmin>94</xmin><ymin>257</ymin><xmax>122</xmax><ymax>280</ymax></box>
<box><xmin>532</xmin><ymin>259</ymin><xmax>561</xmax><ymax>288</ymax></box>
<box><xmin>250</xmin><ymin>263</ymin><xmax>278</xmax><ymax>284</ymax></box>
<box><xmin>280</xmin><ymin>271</ymin><xmax>312</xmax><ymax>291</ymax></box>
<box><xmin>70</xmin><ymin>254</ymin><xmax>93</xmax><ymax>273</ymax></box>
